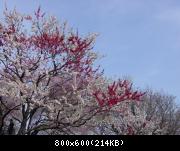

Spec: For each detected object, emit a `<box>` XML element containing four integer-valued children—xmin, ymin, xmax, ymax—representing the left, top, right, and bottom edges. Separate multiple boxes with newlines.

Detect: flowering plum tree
<box><xmin>0</xmin><ymin>8</ymin><xmax>145</xmax><ymax>135</ymax></box>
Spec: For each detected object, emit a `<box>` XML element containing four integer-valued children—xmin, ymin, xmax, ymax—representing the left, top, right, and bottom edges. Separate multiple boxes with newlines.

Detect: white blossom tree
<box><xmin>0</xmin><ymin>7</ymin><xmax>102</xmax><ymax>135</ymax></box>
<box><xmin>0</xmin><ymin>7</ymin><xmax>145</xmax><ymax>135</ymax></box>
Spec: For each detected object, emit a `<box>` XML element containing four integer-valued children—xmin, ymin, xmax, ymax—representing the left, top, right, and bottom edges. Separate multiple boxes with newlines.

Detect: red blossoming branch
<box><xmin>93</xmin><ymin>80</ymin><xmax>146</xmax><ymax>108</ymax></box>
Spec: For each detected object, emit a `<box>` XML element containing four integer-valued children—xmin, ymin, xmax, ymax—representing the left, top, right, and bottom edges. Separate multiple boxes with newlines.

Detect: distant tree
<box><xmin>141</xmin><ymin>90</ymin><xmax>180</xmax><ymax>135</ymax></box>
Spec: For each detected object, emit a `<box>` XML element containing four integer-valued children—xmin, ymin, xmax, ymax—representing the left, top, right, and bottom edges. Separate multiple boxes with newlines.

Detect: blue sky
<box><xmin>0</xmin><ymin>0</ymin><xmax>180</xmax><ymax>103</ymax></box>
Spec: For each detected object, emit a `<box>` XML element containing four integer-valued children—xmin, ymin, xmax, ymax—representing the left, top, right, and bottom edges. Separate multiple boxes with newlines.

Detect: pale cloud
<box><xmin>156</xmin><ymin>8</ymin><xmax>180</xmax><ymax>25</ymax></box>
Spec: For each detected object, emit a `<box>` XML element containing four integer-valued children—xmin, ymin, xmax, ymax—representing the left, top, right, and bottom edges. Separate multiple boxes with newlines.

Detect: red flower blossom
<box><xmin>93</xmin><ymin>80</ymin><xmax>146</xmax><ymax>108</ymax></box>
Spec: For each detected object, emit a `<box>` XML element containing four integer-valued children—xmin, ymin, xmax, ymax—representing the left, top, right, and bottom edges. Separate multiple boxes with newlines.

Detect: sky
<box><xmin>0</xmin><ymin>0</ymin><xmax>180</xmax><ymax>103</ymax></box>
